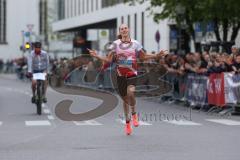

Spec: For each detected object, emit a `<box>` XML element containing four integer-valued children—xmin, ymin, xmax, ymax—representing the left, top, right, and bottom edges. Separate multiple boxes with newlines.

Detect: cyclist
<box><xmin>27</xmin><ymin>42</ymin><xmax>49</xmax><ymax>103</ymax></box>
<box><xmin>88</xmin><ymin>24</ymin><xmax>167</xmax><ymax>135</ymax></box>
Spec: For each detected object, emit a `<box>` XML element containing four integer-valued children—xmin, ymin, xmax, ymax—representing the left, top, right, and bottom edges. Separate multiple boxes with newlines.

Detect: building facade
<box><xmin>52</xmin><ymin>0</ymin><xmax>240</xmax><ymax>57</ymax></box>
<box><xmin>52</xmin><ymin>0</ymin><xmax>171</xmax><ymax>54</ymax></box>
<box><xmin>0</xmin><ymin>0</ymin><xmax>40</xmax><ymax>60</ymax></box>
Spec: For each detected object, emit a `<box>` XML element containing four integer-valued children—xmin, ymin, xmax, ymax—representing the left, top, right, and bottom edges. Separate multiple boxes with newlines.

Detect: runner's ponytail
<box><xmin>117</xmin><ymin>34</ymin><xmax>122</xmax><ymax>39</ymax></box>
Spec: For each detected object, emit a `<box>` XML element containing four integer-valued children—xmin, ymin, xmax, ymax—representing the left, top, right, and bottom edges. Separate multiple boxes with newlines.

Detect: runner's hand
<box><xmin>159</xmin><ymin>50</ymin><xmax>168</xmax><ymax>56</ymax></box>
<box><xmin>87</xmin><ymin>48</ymin><xmax>98</xmax><ymax>57</ymax></box>
<box><xmin>156</xmin><ymin>50</ymin><xmax>168</xmax><ymax>58</ymax></box>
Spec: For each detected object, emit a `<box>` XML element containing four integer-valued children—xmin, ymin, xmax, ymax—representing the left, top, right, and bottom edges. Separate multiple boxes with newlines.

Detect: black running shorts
<box><xmin>116</xmin><ymin>75</ymin><xmax>137</xmax><ymax>97</ymax></box>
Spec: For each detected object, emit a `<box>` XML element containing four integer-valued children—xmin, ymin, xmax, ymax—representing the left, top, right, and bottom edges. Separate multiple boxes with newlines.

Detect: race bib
<box><xmin>33</xmin><ymin>73</ymin><xmax>46</xmax><ymax>80</ymax></box>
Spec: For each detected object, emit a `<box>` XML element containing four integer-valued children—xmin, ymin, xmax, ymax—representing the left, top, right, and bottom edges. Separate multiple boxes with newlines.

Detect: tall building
<box><xmin>42</xmin><ymin>0</ymin><xmax>74</xmax><ymax>59</ymax></box>
<box><xmin>0</xmin><ymin>0</ymin><xmax>40</xmax><ymax>60</ymax></box>
<box><xmin>52</xmin><ymin>0</ymin><xmax>171</xmax><ymax>55</ymax></box>
<box><xmin>52</xmin><ymin>0</ymin><xmax>240</xmax><ymax>56</ymax></box>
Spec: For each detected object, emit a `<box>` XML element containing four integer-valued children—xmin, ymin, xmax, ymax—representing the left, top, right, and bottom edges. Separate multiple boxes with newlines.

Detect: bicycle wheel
<box><xmin>36</xmin><ymin>80</ymin><xmax>42</xmax><ymax>115</ymax></box>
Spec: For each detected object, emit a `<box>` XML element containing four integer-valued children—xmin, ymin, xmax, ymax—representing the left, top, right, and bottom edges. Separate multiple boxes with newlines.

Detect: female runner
<box><xmin>88</xmin><ymin>24</ymin><xmax>167</xmax><ymax>135</ymax></box>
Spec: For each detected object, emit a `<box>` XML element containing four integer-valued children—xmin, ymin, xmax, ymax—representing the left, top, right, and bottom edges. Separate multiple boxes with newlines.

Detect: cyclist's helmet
<box><xmin>34</xmin><ymin>42</ymin><xmax>42</xmax><ymax>48</ymax></box>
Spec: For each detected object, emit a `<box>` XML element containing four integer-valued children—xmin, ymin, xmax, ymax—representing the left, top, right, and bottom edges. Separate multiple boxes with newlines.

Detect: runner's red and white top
<box><xmin>112</xmin><ymin>39</ymin><xmax>143</xmax><ymax>77</ymax></box>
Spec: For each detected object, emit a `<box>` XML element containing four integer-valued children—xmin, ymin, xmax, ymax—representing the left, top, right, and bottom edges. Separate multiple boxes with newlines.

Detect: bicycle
<box><xmin>32</xmin><ymin>73</ymin><xmax>46</xmax><ymax>115</ymax></box>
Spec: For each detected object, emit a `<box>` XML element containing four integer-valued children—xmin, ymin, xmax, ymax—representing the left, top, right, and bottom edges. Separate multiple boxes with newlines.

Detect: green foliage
<box><xmin>125</xmin><ymin>0</ymin><xmax>240</xmax><ymax>42</ymax></box>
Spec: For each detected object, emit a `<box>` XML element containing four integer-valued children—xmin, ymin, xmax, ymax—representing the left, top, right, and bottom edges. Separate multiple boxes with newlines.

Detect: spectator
<box><xmin>230</xmin><ymin>45</ymin><xmax>239</xmax><ymax>60</ymax></box>
<box><xmin>232</xmin><ymin>54</ymin><xmax>240</xmax><ymax>74</ymax></box>
<box><xmin>0</xmin><ymin>59</ymin><xmax>3</xmax><ymax>73</ymax></box>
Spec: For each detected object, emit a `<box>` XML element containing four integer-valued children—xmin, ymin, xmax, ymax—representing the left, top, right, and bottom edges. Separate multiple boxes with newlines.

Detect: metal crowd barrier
<box><xmin>62</xmin><ymin>65</ymin><xmax>240</xmax><ymax>116</ymax></box>
<box><xmin>66</xmin><ymin>67</ymin><xmax>115</xmax><ymax>90</ymax></box>
<box><xmin>161</xmin><ymin>72</ymin><xmax>240</xmax><ymax>115</ymax></box>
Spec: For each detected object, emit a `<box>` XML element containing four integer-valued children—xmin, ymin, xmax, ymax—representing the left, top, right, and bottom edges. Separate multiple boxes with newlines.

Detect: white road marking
<box><xmin>116</xmin><ymin>119</ymin><xmax>129</xmax><ymax>124</ymax></box>
<box><xmin>2</xmin><ymin>87</ymin><xmax>32</xmax><ymax>97</ymax></box>
<box><xmin>73</xmin><ymin>120</ymin><xmax>102</xmax><ymax>126</ymax></box>
<box><xmin>139</xmin><ymin>121</ymin><xmax>152</xmax><ymax>125</ymax></box>
<box><xmin>47</xmin><ymin>115</ymin><xmax>55</xmax><ymax>120</ymax></box>
<box><xmin>43</xmin><ymin>109</ymin><xmax>51</xmax><ymax>114</ymax></box>
<box><xmin>0</xmin><ymin>121</ymin><xmax>2</xmax><ymax>126</ymax></box>
<box><xmin>25</xmin><ymin>120</ymin><xmax>51</xmax><ymax>126</ymax></box>
<box><xmin>163</xmin><ymin>120</ymin><xmax>202</xmax><ymax>126</ymax></box>
<box><xmin>206</xmin><ymin>119</ymin><xmax>240</xmax><ymax>126</ymax></box>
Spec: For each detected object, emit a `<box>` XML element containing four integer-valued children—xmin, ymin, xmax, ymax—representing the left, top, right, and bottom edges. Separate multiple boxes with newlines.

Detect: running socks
<box><xmin>132</xmin><ymin>112</ymin><xmax>139</xmax><ymax>127</ymax></box>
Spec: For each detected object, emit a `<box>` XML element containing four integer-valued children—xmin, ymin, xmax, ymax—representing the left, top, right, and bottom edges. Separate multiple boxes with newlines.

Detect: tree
<box><xmin>203</xmin><ymin>0</ymin><xmax>240</xmax><ymax>42</ymax></box>
<box><xmin>125</xmin><ymin>0</ymin><xmax>240</xmax><ymax>47</ymax></box>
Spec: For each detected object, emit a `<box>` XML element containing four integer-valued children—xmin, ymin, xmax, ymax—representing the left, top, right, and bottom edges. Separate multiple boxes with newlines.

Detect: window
<box><xmin>75</xmin><ymin>0</ymin><xmax>77</xmax><ymax>16</ymax></box>
<box><xmin>134</xmin><ymin>13</ymin><xmax>137</xmax><ymax>40</ymax></box>
<box><xmin>71</xmin><ymin>0</ymin><xmax>74</xmax><ymax>17</ymax></box>
<box><xmin>66</xmin><ymin>0</ymin><xmax>69</xmax><ymax>18</ymax></box>
<box><xmin>128</xmin><ymin>15</ymin><xmax>130</xmax><ymax>28</ymax></box>
<box><xmin>102</xmin><ymin>0</ymin><xmax>123</xmax><ymax>8</ymax></box>
<box><xmin>96</xmin><ymin>0</ymin><xmax>98</xmax><ymax>10</ymax></box>
<box><xmin>39</xmin><ymin>1</ymin><xmax>43</xmax><ymax>34</ymax></box>
<box><xmin>82</xmin><ymin>0</ymin><xmax>85</xmax><ymax>14</ymax></box>
<box><xmin>65</xmin><ymin>0</ymin><xmax>68</xmax><ymax>18</ymax></box>
<box><xmin>39</xmin><ymin>0</ymin><xmax>48</xmax><ymax>37</ymax></box>
<box><xmin>78</xmin><ymin>0</ymin><xmax>81</xmax><ymax>15</ymax></box>
<box><xmin>86</xmin><ymin>0</ymin><xmax>89</xmax><ymax>13</ymax></box>
<box><xmin>0</xmin><ymin>0</ymin><xmax>7</xmax><ymax>43</ymax></box>
<box><xmin>91</xmin><ymin>0</ymin><xmax>94</xmax><ymax>12</ymax></box>
<box><xmin>141</xmin><ymin>12</ymin><xmax>144</xmax><ymax>46</ymax></box>
<box><xmin>57</xmin><ymin>0</ymin><xmax>65</xmax><ymax>20</ymax></box>
<box><xmin>70</xmin><ymin>0</ymin><xmax>74</xmax><ymax>17</ymax></box>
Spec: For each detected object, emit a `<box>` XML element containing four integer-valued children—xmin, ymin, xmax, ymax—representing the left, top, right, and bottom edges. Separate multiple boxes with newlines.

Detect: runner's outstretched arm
<box><xmin>139</xmin><ymin>49</ymin><xmax>168</xmax><ymax>61</ymax></box>
<box><xmin>87</xmin><ymin>48</ymin><xmax>114</xmax><ymax>63</ymax></box>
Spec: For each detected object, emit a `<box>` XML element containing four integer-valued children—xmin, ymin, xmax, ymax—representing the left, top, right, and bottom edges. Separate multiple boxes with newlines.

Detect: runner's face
<box><xmin>119</xmin><ymin>25</ymin><xmax>129</xmax><ymax>38</ymax></box>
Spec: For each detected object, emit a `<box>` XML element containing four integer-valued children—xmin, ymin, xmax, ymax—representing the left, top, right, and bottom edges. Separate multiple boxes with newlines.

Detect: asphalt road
<box><xmin>0</xmin><ymin>74</ymin><xmax>240</xmax><ymax>160</ymax></box>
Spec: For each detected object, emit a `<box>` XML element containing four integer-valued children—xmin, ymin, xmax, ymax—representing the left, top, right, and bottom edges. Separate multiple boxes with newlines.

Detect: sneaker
<box><xmin>132</xmin><ymin>113</ymin><xmax>139</xmax><ymax>127</ymax></box>
<box><xmin>125</xmin><ymin>122</ymin><xmax>132</xmax><ymax>135</ymax></box>
<box><xmin>31</xmin><ymin>96</ymin><xmax>36</xmax><ymax>103</ymax></box>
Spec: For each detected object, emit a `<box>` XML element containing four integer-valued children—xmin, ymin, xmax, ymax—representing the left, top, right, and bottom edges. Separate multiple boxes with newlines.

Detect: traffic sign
<box><xmin>155</xmin><ymin>30</ymin><xmax>160</xmax><ymax>43</ymax></box>
<box><xmin>27</xmin><ymin>24</ymin><xmax>34</xmax><ymax>32</ymax></box>
<box><xmin>25</xmin><ymin>32</ymin><xmax>30</xmax><ymax>37</ymax></box>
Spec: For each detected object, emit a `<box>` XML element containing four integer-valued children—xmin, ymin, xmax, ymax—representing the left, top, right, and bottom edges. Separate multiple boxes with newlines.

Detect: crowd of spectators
<box><xmin>160</xmin><ymin>46</ymin><xmax>240</xmax><ymax>76</ymax></box>
<box><xmin>0</xmin><ymin>58</ymin><xmax>21</xmax><ymax>74</ymax></box>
